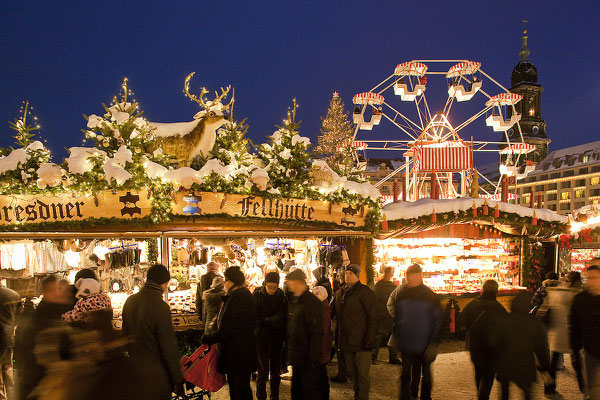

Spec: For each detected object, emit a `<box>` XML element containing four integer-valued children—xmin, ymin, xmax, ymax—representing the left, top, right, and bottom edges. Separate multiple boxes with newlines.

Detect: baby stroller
<box><xmin>172</xmin><ymin>344</ymin><xmax>225</xmax><ymax>400</ymax></box>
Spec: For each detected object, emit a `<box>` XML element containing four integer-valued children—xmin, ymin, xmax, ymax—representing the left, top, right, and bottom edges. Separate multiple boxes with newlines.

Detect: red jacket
<box><xmin>320</xmin><ymin>300</ymin><xmax>332</xmax><ymax>365</ymax></box>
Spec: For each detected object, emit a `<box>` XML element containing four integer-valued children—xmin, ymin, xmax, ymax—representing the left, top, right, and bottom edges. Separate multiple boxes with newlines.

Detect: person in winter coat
<box><xmin>530</xmin><ymin>272</ymin><xmax>560</xmax><ymax>316</ymax></box>
<box><xmin>0</xmin><ymin>285</ymin><xmax>19</xmax><ymax>400</ymax></box>
<box><xmin>387</xmin><ymin>264</ymin><xmax>442</xmax><ymax>400</ymax></box>
<box><xmin>312</xmin><ymin>286</ymin><xmax>331</xmax><ymax>400</ymax></box>
<box><xmin>62</xmin><ymin>275</ymin><xmax>112</xmax><ymax>328</ymax></box>
<box><xmin>15</xmin><ymin>275</ymin><xmax>71</xmax><ymax>400</ymax></box>
<box><xmin>286</xmin><ymin>269</ymin><xmax>323</xmax><ymax>400</ymax></box>
<box><xmin>196</xmin><ymin>261</ymin><xmax>221</xmax><ymax>319</ymax></box>
<box><xmin>330</xmin><ymin>271</ymin><xmax>348</xmax><ymax>383</ymax></box>
<box><xmin>495</xmin><ymin>291</ymin><xmax>550</xmax><ymax>400</ymax></box>
<box><xmin>122</xmin><ymin>265</ymin><xmax>184</xmax><ymax>400</ymax></box>
<box><xmin>459</xmin><ymin>280</ymin><xmax>507</xmax><ymax>400</ymax></box>
<box><xmin>372</xmin><ymin>267</ymin><xmax>399</xmax><ymax>364</ymax></box>
<box><xmin>202</xmin><ymin>276</ymin><xmax>225</xmax><ymax>333</ymax></box>
<box><xmin>312</xmin><ymin>267</ymin><xmax>332</xmax><ymax>302</ymax></box>
<box><xmin>334</xmin><ymin>264</ymin><xmax>378</xmax><ymax>400</ymax></box>
<box><xmin>544</xmin><ymin>272</ymin><xmax>582</xmax><ymax>394</ymax></box>
<box><xmin>254</xmin><ymin>272</ymin><xmax>288</xmax><ymax>400</ymax></box>
<box><xmin>202</xmin><ymin>267</ymin><xmax>257</xmax><ymax>400</ymax></box>
<box><xmin>570</xmin><ymin>263</ymin><xmax>600</xmax><ymax>398</ymax></box>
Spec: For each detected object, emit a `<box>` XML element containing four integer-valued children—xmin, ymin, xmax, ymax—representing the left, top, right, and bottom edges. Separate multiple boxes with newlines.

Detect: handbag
<box><xmin>180</xmin><ymin>344</ymin><xmax>226</xmax><ymax>392</ymax></box>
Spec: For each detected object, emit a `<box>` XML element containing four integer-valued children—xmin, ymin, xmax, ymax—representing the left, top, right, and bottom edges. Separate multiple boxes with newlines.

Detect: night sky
<box><xmin>1</xmin><ymin>2</ymin><xmax>599</xmax><ymax>166</ymax></box>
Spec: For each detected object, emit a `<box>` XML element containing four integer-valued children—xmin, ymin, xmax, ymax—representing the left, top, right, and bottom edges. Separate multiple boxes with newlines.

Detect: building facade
<box><xmin>511</xmin><ymin>141</ymin><xmax>600</xmax><ymax>214</ymax></box>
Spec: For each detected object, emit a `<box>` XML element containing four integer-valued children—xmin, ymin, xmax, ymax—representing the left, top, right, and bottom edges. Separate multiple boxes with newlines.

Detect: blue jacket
<box><xmin>387</xmin><ymin>284</ymin><xmax>442</xmax><ymax>355</ymax></box>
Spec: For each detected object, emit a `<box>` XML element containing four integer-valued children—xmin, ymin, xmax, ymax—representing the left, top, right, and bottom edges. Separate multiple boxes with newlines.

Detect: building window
<box><xmin>582</xmin><ymin>155</ymin><xmax>590</xmax><ymax>164</ymax></box>
<box><xmin>547</xmin><ymin>193</ymin><xmax>557</xmax><ymax>201</ymax></box>
<box><xmin>593</xmin><ymin>166</ymin><xmax>600</xmax><ymax>173</ymax></box>
<box><xmin>592</xmin><ymin>177</ymin><xmax>600</xmax><ymax>185</ymax></box>
<box><xmin>551</xmin><ymin>173</ymin><xmax>561</xmax><ymax>179</ymax></box>
<box><xmin>576</xmin><ymin>179</ymin><xmax>586</xmax><ymax>187</ymax></box>
<box><xmin>548</xmin><ymin>183</ymin><xmax>557</xmax><ymax>190</ymax></box>
<box><xmin>381</xmin><ymin>186</ymin><xmax>390</xmax><ymax>195</ymax></box>
<box><xmin>561</xmin><ymin>181</ymin><xmax>571</xmax><ymax>189</ymax></box>
<box><xmin>580</xmin><ymin>167</ymin><xmax>589</xmax><ymax>174</ymax></box>
<box><xmin>561</xmin><ymin>192</ymin><xmax>571</xmax><ymax>201</ymax></box>
<box><xmin>523</xmin><ymin>194</ymin><xmax>531</xmax><ymax>204</ymax></box>
<box><xmin>560</xmin><ymin>203</ymin><xmax>571</xmax><ymax>211</ymax></box>
<box><xmin>563</xmin><ymin>170</ymin><xmax>574</xmax><ymax>177</ymax></box>
<box><xmin>549</xmin><ymin>204</ymin><xmax>557</xmax><ymax>211</ymax></box>
<box><xmin>535</xmin><ymin>185</ymin><xmax>544</xmax><ymax>192</ymax></box>
<box><xmin>575</xmin><ymin>189</ymin><xmax>585</xmax><ymax>198</ymax></box>
<box><xmin>575</xmin><ymin>201</ymin><xmax>585</xmax><ymax>209</ymax></box>
<box><xmin>592</xmin><ymin>188</ymin><xmax>600</xmax><ymax>197</ymax></box>
<box><xmin>540</xmin><ymin>174</ymin><xmax>548</xmax><ymax>180</ymax></box>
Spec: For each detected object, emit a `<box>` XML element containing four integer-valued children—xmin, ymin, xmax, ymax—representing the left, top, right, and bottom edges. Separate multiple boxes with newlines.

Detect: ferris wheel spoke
<box><xmin>478</xmin><ymin>68</ymin><xmax>510</xmax><ymax>93</ymax></box>
<box><xmin>382</xmin><ymin>102</ymin><xmax>422</xmax><ymax>132</ymax></box>
<box><xmin>381</xmin><ymin>113</ymin><xmax>418</xmax><ymax>140</ymax></box>
<box><xmin>454</xmin><ymin>106</ymin><xmax>492</xmax><ymax>132</ymax></box>
<box><xmin>370</xmin><ymin>74</ymin><xmax>397</xmax><ymax>94</ymax></box>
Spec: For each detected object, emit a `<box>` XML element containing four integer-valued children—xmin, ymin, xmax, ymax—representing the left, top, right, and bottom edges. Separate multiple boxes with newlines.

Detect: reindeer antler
<box><xmin>184</xmin><ymin>72</ymin><xmax>235</xmax><ymax>112</ymax></box>
<box><xmin>184</xmin><ymin>72</ymin><xmax>209</xmax><ymax>109</ymax></box>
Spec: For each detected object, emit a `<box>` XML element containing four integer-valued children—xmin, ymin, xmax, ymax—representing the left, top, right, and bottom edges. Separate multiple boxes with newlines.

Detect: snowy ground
<box><xmin>207</xmin><ymin>341</ymin><xmax>583</xmax><ymax>400</ymax></box>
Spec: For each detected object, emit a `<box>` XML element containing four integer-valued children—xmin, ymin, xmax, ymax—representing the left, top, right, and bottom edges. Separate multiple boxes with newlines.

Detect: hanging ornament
<box><xmin>102</xmin><ymin>139</ymin><xmax>110</xmax><ymax>147</ymax></box>
<box><xmin>288</xmin><ymin>168</ymin><xmax>297</xmax><ymax>178</ymax></box>
<box><xmin>134</xmin><ymin>147</ymin><xmax>141</xmax><ymax>154</ymax></box>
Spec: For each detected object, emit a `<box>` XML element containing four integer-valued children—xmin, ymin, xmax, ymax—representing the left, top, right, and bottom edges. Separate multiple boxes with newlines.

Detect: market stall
<box><xmin>378</xmin><ymin>197</ymin><xmax>568</xmax><ymax>311</ymax></box>
<box><xmin>561</xmin><ymin>204</ymin><xmax>600</xmax><ymax>273</ymax></box>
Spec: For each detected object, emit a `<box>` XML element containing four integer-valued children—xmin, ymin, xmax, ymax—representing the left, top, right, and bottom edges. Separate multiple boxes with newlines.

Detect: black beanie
<box><xmin>265</xmin><ymin>272</ymin><xmax>280</xmax><ymax>285</ymax></box>
<box><xmin>224</xmin><ymin>267</ymin><xmax>245</xmax><ymax>286</ymax></box>
<box><xmin>147</xmin><ymin>264</ymin><xmax>170</xmax><ymax>285</ymax></box>
<box><xmin>75</xmin><ymin>268</ymin><xmax>98</xmax><ymax>282</ymax></box>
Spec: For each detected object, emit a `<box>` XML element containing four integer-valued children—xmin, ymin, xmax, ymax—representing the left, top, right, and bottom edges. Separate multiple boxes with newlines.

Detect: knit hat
<box><xmin>224</xmin><ymin>267</ymin><xmax>245</xmax><ymax>286</ymax></box>
<box><xmin>75</xmin><ymin>268</ymin><xmax>98</xmax><ymax>282</ymax></box>
<box><xmin>312</xmin><ymin>286</ymin><xmax>328</xmax><ymax>302</ymax></box>
<box><xmin>345</xmin><ymin>264</ymin><xmax>361</xmax><ymax>278</ymax></box>
<box><xmin>406</xmin><ymin>264</ymin><xmax>422</xmax><ymax>275</ymax></box>
<box><xmin>286</xmin><ymin>269</ymin><xmax>307</xmax><ymax>282</ymax></box>
<box><xmin>147</xmin><ymin>264</ymin><xmax>170</xmax><ymax>285</ymax></box>
<box><xmin>265</xmin><ymin>272</ymin><xmax>280</xmax><ymax>285</ymax></box>
<box><xmin>75</xmin><ymin>278</ymin><xmax>101</xmax><ymax>299</ymax></box>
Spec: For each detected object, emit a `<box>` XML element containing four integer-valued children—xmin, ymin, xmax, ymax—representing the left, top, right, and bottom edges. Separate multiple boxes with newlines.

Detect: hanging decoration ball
<box><xmin>102</xmin><ymin>139</ymin><xmax>110</xmax><ymax>147</ymax></box>
<box><xmin>37</xmin><ymin>160</ymin><xmax>43</xmax><ymax>166</ymax></box>
<box><xmin>134</xmin><ymin>147</ymin><xmax>141</xmax><ymax>154</ymax></box>
<box><xmin>289</xmin><ymin>169</ymin><xmax>297</xmax><ymax>178</ymax></box>
<box><xmin>61</xmin><ymin>175</ymin><xmax>68</xmax><ymax>181</ymax></box>
<box><xmin>145</xmin><ymin>133</ymin><xmax>153</xmax><ymax>140</ymax></box>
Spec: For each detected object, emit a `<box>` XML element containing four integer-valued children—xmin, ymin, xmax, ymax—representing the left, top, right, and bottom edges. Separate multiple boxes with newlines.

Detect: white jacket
<box><xmin>547</xmin><ymin>285</ymin><xmax>580</xmax><ymax>353</ymax></box>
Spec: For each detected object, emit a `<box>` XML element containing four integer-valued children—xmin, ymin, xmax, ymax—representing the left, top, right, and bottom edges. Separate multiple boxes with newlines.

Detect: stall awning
<box><xmin>413</xmin><ymin>142</ymin><xmax>472</xmax><ymax>172</ymax></box>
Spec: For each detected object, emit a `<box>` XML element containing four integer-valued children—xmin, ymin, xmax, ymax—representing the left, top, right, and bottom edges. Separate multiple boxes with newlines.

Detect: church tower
<box><xmin>506</xmin><ymin>22</ymin><xmax>550</xmax><ymax>164</ymax></box>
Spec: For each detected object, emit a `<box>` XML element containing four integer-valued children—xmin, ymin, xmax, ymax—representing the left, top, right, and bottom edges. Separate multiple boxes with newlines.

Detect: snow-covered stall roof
<box><xmin>382</xmin><ymin>197</ymin><xmax>568</xmax><ymax>238</ymax></box>
<box><xmin>530</xmin><ymin>140</ymin><xmax>600</xmax><ymax>175</ymax></box>
<box><xmin>149</xmin><ymin>120</ymin><xmax>200</xmax><ymax>138</ymax></box>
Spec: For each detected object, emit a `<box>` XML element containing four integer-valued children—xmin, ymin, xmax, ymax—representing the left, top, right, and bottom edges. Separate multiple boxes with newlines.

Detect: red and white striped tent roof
<box><xmin>485</xmin><ymin>92</ymin><xmax>523</xmax><ymax>107</ymax></box>
<box><xmin>446</xmin><ymin>61</ymin><xmax>482</xmax><ymax>78</ymax></box>
<box><xmin>482</xmin><ymin>193</ymin><xmax>518</xmax><ymax>201</ymax></box>
<box><xmin>499</xmin><ymin>143</ymin><xmax>536</xmax><ymax>155</ymax></box>
<box><xmin>352</xmin><ymin>92</ymin><xmax>385</xmax><ymax>105</ymax></box>
<box><xmin>394</xmin><ymin>62</ymin><xmax>428</xmax><ymax>76</ymax></box>
<box><xmin>413</xmin><ymin>141</ymin><xmax>472</xmax><ymax>172</ymax></box>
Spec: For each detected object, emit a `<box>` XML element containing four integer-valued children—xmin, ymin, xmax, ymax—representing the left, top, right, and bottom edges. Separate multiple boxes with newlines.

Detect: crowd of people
<box><xmin>0</xmin><ymin>258</ymin><xmax>597</xmax><ymax>400</ymax></box>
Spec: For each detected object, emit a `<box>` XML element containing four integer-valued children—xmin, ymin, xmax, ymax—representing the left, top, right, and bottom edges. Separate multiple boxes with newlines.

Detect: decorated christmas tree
<box><xmin>258</xmin><ymin>99</ymin><xmax>312</xmax><ymax>197</ymax></box>
<box><xmin>0</xmin><ymin>101</ymin><xmax>62</xmax><ymax>194</ymax></box>
<box><xmin>314</xmin><ymin>92</ymin><xmax>363</xmax><ymax>179</ymax></box>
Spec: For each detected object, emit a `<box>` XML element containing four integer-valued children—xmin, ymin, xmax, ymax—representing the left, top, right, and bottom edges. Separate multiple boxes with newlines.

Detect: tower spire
<box><xmin>519</xmin><ymin>19</ymin><xmax>530</xmax><ymax>60</ymax></box>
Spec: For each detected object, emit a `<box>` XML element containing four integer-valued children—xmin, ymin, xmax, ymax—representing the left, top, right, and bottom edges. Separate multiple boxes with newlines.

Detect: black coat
<box><xmin>570</xmin><ymin>290</ymin><xmax>600</xmax><ymax>358</ymax></box>
<box><xmin>334</xmin><ymin>281</ymin><xmax>378</xmax><ymax>352</ymax></box>
<box><xmin>203</xmin><ymin>286</ymin><xmax>257</xmax><ymax>374</ymax></box>
<box><xmin>0</xmin><ymin>286</ymin><xmax>20</xmax><ymax>349</ymax></box>
<box><xmin>122</xmin><ymin>284</ymin><xmax>183</xmax><ymax>399</ymax></box>
<box><xmin>254</xmin><ymin>287</ymin><xmax>288</xmax><ymax>345</ymax></box>
<box><xmin>287</xmin><ymin>290</ymin><xmax>323</xmax><ymax>367</ymax></box>
<box><xmin>196</xmin><ymin>271</ymin><xmax>220</xmax><ymax>318</ymax></box>
<box><xmin>495</xmin><ymin>294</ymin><xmax>550</xmax><ymax>386</ymax></box>
<box><xmin>460</xmin><ymin>293</ymin><xmax>507</xmax><ymax>367</ymax></box>
<box><xmin>373</xmin><ymin>279</ymin><xmax>398</xmax><ymax>334</ymax></box>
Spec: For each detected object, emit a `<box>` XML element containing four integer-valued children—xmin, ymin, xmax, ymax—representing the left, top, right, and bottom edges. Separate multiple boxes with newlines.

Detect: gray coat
<box><xmin>122</xmin><ymin>284</ymin><xmax>183</xmax><ymax>399</ymax></box>
<box><xmin>202</xmin><ymin>287</ymin><xmax>224</xmax><ymax>333</ymax></box>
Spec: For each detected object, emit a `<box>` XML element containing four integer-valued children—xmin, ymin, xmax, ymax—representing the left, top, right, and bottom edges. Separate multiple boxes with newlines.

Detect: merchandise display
<box><xmin>374</xmin><ymin>237</ymin><xmax>522</xmax><ymax>294</ymax></box>
<box><xmin>571</xmin><ymin>248</ymin><xmax>600</xmax><ymax>271</ymax></box>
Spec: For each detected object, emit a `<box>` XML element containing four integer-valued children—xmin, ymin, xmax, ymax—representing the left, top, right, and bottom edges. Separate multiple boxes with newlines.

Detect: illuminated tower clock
<box><xmin>505</xmin><ymin>21</ymin><xmax>550</xmax><ymax>165</ymax></box>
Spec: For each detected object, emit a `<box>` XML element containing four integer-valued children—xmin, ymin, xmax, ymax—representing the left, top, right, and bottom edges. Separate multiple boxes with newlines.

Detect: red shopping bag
<box><xmin>180</xmin><ymin>344</ymin><xmax>226</xmax><ymax>392</ymax></box>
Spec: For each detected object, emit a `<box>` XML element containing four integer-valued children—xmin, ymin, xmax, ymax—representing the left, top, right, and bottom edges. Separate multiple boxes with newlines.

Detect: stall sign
<box><xmin>0</xmin><ymin>191</ymin><xmax>151</xmax><ymax>225</ymax></box>
<box><xmin>174</xmin><ymin>192</ymin><xmax>369</xmax><ymax>228</ymax></box>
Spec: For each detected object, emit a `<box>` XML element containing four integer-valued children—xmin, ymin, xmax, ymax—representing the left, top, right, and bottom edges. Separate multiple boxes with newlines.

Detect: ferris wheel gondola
<box><xmin>350</xmin><ymin>59</ymin><xmax>530</xmax><ymax>201</ymax></box>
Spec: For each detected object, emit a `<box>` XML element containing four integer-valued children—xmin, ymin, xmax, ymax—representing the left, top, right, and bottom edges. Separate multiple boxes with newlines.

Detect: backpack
<box><xmin>180</xmin><ymin>344</ymin><xmax>226</xmax><ymax>392</ymax></box>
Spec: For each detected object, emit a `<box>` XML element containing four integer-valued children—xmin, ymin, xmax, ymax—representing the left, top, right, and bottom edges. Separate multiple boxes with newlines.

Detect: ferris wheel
<box><xmin>350</xmin><ymin>60</ymin><xmax>536</xmax><ymax>202</ymax></box>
